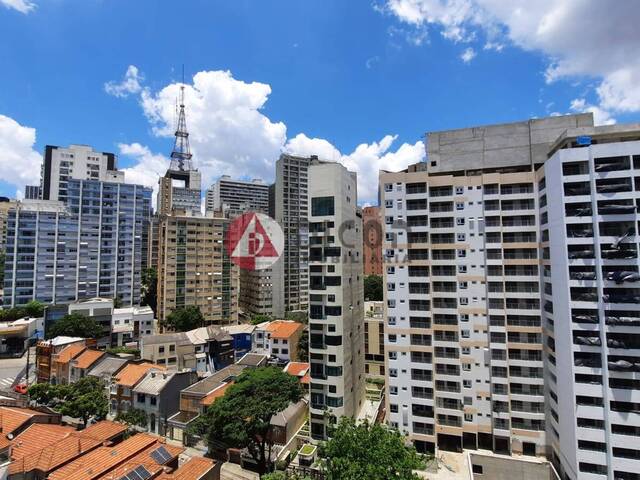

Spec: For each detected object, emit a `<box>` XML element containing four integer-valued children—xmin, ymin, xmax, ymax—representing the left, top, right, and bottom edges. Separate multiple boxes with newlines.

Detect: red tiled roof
<box><xmin>48</xmin><ymin>433</ymin><xmax>160</xmax><ymax>480</ymax></box>
<box><xmin>202</xmin><ymin>381</ymin><xmax>233</xmax><ymax>406</ymax></box>
<box><xmin>284</xmin><ymin>362</ymin><xmax>309</xmax><ymax>377</ymax></box>
<box><xmin>56</xmin><ymin>344</ymin><xmax>87</xmax><ymax>365</ymax></box>
<box><xmin>113</xmin><ymin>363</ymin><xmax>165</xmax><ymax>388</ymax></box>
<box><xmin>93</xmin><ymin>441</ymin><xmax>183</xmax><ymax>480</ymax></box>
<box><xmin>73</xmin><ymin>349</ymin><xmax>105</xmax><ymax>370</ymax></box>
<box><xmin>79</xmin><ymin>420</ymin><xmax>127</xmax><ymax>442</ymax></box>
<box><xmin>157</xmin><ymin>456</ymin><xmax>216</xmax><ymax>479</ymax></box>
<box><xmin>10</xmin><ymin>423</ymin><xmax>76</xmax><ymax>459</ymax></box>
<box><xmin>266</xmin><ymin>320</ymin><xmax>303</xmax><ymax>339</ymax></box>
<box><xmin>0</xmin><ymin>406</ymin><xmax>57</xmax><ymax>435</ymax></box>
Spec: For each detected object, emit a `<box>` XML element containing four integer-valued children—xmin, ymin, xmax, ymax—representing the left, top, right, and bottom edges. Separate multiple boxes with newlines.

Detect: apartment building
<box><xmin>272</xmin><ymin>154</ymin><xmax>311</xmax><ymax>316</ymax></box>
<box><xmin>0</xmin><ymin>198</ymin><xmax>16</xmax><ymax>250</ymax></box>
<box><xmin>308</xmin><ymin>160</ymin><xmax>365</xmax><ymax>440</ymax></box>
<box><xmin>364</xmin><ymin>300</ymin><xmax>385</xmax><ymax>378</ymax></box>
<box><xmin>205</xmin><ymin>175</ymin><xmax>269</xmax><ymax>217</ymax></box>
<box><xmin>363</xmin><ymin>206</ymin><xmax>383</xmax><ymax>275</ymax></box>
<box><xmin>35</xmin><ymin>144</ymin><xmax>124</xmax><ymax>203</ymax></box>
<box><xmin>4</xmin><ymin>178</ymin><xmax>152</xmax><ymax>308</ymax></box>
<box><xmin>156</xmin><ymin>212</ymin><xmax>239</xmax><ymax>327</ymax></box>
<box><xmin>381</xmin><ymin>114</ymin><xmax>593</xmax><ymax>456</ymax></box>
<box><xmin>540</xmin><ymin>124</ymin><xmax>640</xmax><ymax>480</ymax></box>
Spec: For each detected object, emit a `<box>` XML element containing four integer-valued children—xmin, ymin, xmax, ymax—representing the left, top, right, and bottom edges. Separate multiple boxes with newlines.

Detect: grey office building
<box><xmin>3</xmin><ymin>179</ymin><xmax>152</xmax><ymax>307</ymax></box>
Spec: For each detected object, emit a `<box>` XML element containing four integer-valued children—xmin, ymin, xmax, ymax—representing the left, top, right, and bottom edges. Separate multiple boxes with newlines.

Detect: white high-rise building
<box><xmin>541</xmin><ymin>123</ymin><xmax>640</xmax><ymax>480</ymax></box>
<box><xmin>308</xmin><ymin>160</ymin><xmax>365</xmax><ymax>440</ymax></box>
<box><xmin>38</xmin><ymin>144</ymin><xmax>124</xmax><ymax>202</ymax></box>
<box><xmin>205</xmin><ymin>176</ymin><xmax>269</xmax><ymax>217</ymax></box>
<box><xmin>380</xmin><ymin>114</ymin><xmax>593</xmax><ymax>457</ymax></box>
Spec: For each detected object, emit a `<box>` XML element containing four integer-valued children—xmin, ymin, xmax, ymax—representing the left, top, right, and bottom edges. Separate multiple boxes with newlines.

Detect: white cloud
<box><xmin>569</xmin><ymin>98</ymin><xmax>615</xmax><ymax>126</ymax></box>
<box><xmin>0</xmin><ymin>114</ymin><xmax>42</xmax><ymax>197</ymax></box>
<box><xmin>381</xmin><ymin>0</ymin><xmax>640</xmax><ymax>116</ymax></box>
<box><xmin>1</xmin><ymin>0</ymin><xmax>36</xmax><ymax>14</ymax></box>
<box><xmin>109</xmin><ymin>66</ymin><xmax>422</xmax><ymax>204</ymax></box>
<box><xmin>460</xmin><ymin>47</ymin><xmax>476</xmax><ymax>63</ymax></box>
<box><xmin>285</xmin><ymin>133</ymin><xmax>425</xmax><ymax>202</ymax></box>
<box><xmin>105</xmin><ymin>65</ymin><xmax>144</xmax><ymax>98</ymax></box>
<box><xmin>366</xmin><ymin>56</ymin><xmax>381</xmax><ymax>69</ymax></box>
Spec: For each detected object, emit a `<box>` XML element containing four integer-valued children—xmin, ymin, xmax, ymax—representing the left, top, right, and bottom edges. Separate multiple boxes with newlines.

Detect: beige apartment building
<box><xmin>364</xmin><ymin>301</ymin><xmax>385</xmax><ymax>378</ymax></box>
<box><xmin>157</xmin><ymin>212</ymin><xmax>239</xmax><ymax>327</ymax></box>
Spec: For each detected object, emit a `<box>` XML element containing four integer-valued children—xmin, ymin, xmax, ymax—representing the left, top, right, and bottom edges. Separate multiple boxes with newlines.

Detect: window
<box><xmin>463</xmin><ymin>380</ymin><xmax>472</xmax><ymax>388</ymax></box>
<box><xmin>388</xmin><ymin>351</ymin><xmax>398</xmax><ymax>360</ymax></box>
<box><xmin>456</xmin><ymin>217</ymin><xmax>465</xmax><ymax>225</ymax></box>
<box><xmin>457</xmin><ymin>249</ymin><xmax>466</xmax><ymax>258</ymax></box>
<box><xmin>456</xmin><ymin>202</ymin><xmax>464</xmax><ymax>210</ymax></box>
<box><xmin>462</xmin><ymin>363</ymin><xmax>471</xmax><ymax>371</ymax></box>
<box><xmin>389</xmin><ymin>368</ymin><xmax>398</xmax><ymax>377</ymax></box>
<box><xmin>385</xmin><ymin>216</ymin><xmax>394</xmax><ymax>225</ymax></box>
<box><xmin>312</xmin><ymin>196</ymin><xmax>335</xmax><ymax>216</ymax></box>
<box><xmin>461</xmin><ymin>330</ymin><xmax>470</xmax><ymax>338</ymax></box>
<box><xmin>455</xmin><ymin>186</ymin><xmax>464</xmax><ymax>195</ymax></box>
<box><xmin>384</xmin><ymin>183</ymin><xmax>393</xmax><ymax>192</ymax></box>
<box><xmin>472</xmin><ymin>464</ymin><xmax>483</xmax><ymax>475</ymax></box>
<box><xmin>387</xmin><ymin>266</ymin><xmax>395</xmax><ymax>274</ymax></box>
<box><xmin>458</xmin><ymin>265</ymin><xmax>467</xmax><ymax>273</ymax></box>
<box><xmin>459</xmin><ymin>281</ymin><xmax>468</xmax><ymax>289</ymax></box>
<box><xmin>385</xmin><ymin>199</ymin><xmax>393</xmax><ymax>208</ymax></box>
<box><xmin>460</xmin><ymin>298</ymin><xmax>468</xmax><ymax>305</ymax></box>
<box><xmin>457</xmin><ymin>233</ymin><xmax>466</xmax><ymax>241</ymax></box>
<box><xmin>388</xmin><ymin>316</ymin><xmax>396</xmax><ymax>325</ymax></box>
<box><xmin>464</xmin><ymin>413</ymin><xmax>473</xmax><ymax>422</ymax></box>
<box><xmin>462</xmin><ymin>347</ymin><xmax>470</xmax><ymax>354</ymax></box>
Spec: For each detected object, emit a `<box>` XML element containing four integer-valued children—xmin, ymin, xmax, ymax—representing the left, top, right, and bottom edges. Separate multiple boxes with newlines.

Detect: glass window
<box><xmin>312</xmin><ymin>196</ymin><xmax>335</xmax><ymax>216</ymax></box>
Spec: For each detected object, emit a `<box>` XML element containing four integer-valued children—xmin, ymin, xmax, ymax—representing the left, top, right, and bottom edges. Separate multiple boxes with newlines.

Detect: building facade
<box><xmin>156</xmin><ymin>213</ymin><xmax>239</xmax><ymax>326</ymax></box>
<box><xmin>363</xmin><ymin>206</ymin><xmax>383</xmax><ymax>276</ymax></box>
<box><xmin>38</xmin><ymin>144</ymin><xmax>123</xmax><ymax>203</ymax></box>
<box><xmin>205</xmin><ymin>176</ymin><xmax>269</xmax><ymax>217</ymax></box>
<box><xmin>272</xmin><ymin>154</ymin><xmax>311</xmax><ymax>316</ymax></box>
<box><xmin>308</xmin><ymin>160</ymin><xmax>365</xmax><ymax>440</ymax></box>
<box><xmin>381</xmin><ymin>114</ymin><xmax>593</xmax><ymax>456</ymax></box>
<box><xmin>540</xmin><ymin>124</ymin><xmax>640</xmax><ymax>480</ymax></box>
<box><xmin>364</xmin><ymin>301</ymin><xmax>385</xmax><ymax>378</ymax></box>
<box><xmin>3</xmin><ymin>178</ymin><xmax>152</xmax><ymax>308</ymax></box>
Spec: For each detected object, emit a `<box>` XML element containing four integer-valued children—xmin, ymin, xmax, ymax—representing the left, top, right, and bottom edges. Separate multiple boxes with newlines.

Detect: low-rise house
<box><xmin>51</xmin><ymin>343</ymin><xmax>87</xmax><ymax>385</ymax></box>
<box><xmin>109</xmin><ymin>362</ymin><xmax>165</xmax><ymax>416</ymax></box>
<box><xmin>167</xmin><ymin>364</ymin><xmax>249</xmax><ymax>445</ymax></box>
<box><xmin>0</xmin><ymin>317</ymin><xmax>43</xmax><ymax>358</ymax></box>
<box><xmin>141</xmin><ymin>325</ymin><xmax>234</xmax><ymax>374</ymax></box>
<box><xmin>269</xmin><ymin>399</ymin><xmax>308</xmax><ymax>446</ymax></box>
<box><xmin>254</xmin><ymin>320</ymin><xmax>304</xmax><ymax>363</ymax></box>
<box><xmin>0</xmin><ymin>406</ymin><xmax>61</xmax><ymax>438</ymax></box>
<box><xmin>69</xmin><ymin>349</ymin><xmax>106</xmax><ymax>383</ymax></box>
<box><xmin>86</xmin><ymin>355</ymin><xmax>130</xmax><ymax>384</ymax></box>
<box><xmin>132</xmin><ymin>370</ymin><xmax>197</xmax><ymax>436</ymax></box>
<box><xmin>7</xmin><ymin>420</ymin><xmax>127</xmax><ymax>478</ymax></box>
<box><xmin>111</xmin><ymin>305</ymin><xmax>156</xmax><ymax>347</ymax></box>
<box><xmin>221</xmin><ymin>324</ymin><xmax>255</xmax><ymax>361</ymax></box>
<box><xmin>284</xmin><ymin>362</ymin><xmax>311</xmax><ymax>387</ymax></box>
<box><xmin>47</xmin><ymin>433</ymin><xmax>181</xmax><ymax>480</ymax></box>
<box><xmin>36</xmin><ymin>337</ymin><xmax>85</xmax><ymax>383</ymax></box>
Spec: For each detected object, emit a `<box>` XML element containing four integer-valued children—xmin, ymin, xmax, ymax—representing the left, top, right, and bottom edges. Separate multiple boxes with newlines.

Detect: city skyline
<box><xmin>1</xmin><ymin>1</ymin><xmax>640</xmax><ymax>205</ymax></box>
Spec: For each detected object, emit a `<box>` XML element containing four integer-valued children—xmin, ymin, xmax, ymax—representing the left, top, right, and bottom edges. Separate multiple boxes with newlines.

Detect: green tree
<box><xmin>191</xmin><ymin>367</ymin><xmax>304</xmax><ymax>474</ymax></box>
<box><xmin>262</xmin><ymin>473</ymin><xmax>312</xmax><ymax>480</ymax></box>
<box><xmin>319</xmin><ymin>417</ymin><xmax>426</xmax><ymax>480</ymax></box>
<box><xmin>46</xmin><ymin>312</ymin><xmax>103</xmax><ymax>339</ymax></box>
<box><xmin>164</xmin><ymin>306</ymin><xmax>205</xmax><ymax>332</ymax></box>
<box><xmin>116</xmin><ymin>407</ymin><xmax>148</xmax><ymax>428</ymax></box>
<box><xmin>297</xmin><ymin>328</ymin><xmax>309</xmax><ymax>362</ymax></box>
<box><xmin>141</xmin><ymin>267</ymin><xmax>158</xmax><ymax>313</ymax></box>
<box><xmin>250</xmin><ymin>314</ymin><xmax>273</xmax><ymax>326</ymax></box>
<box><xmin>22</xmin><ymin>300</ymin><xmax>45</xmax><ymax>317</ymax></box>
<box><xmin>29</xmin><ymin>376</ymin><xmax>108</xmax><ymax>427</ymax></box>
<box><xmin>364</xmin><ymin>275</ymin><xmax>383</xmax><ymax>301</ymax></box>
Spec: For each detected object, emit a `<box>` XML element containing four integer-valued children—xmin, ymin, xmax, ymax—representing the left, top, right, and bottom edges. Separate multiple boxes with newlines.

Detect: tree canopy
<box><xmin>319</xmin><ymin>417</ymin><xmax>426</xmax><ymax>480</ymax></box>
<box><xmin>28</xmin><ymin>376</ymin><xmax>108</xmax><ymax>427</ymax></box>
<box><xmin>364</xmin><ymin>275</ymin><xmax>383</xmax><ymax>301</ymax></box>
<box><xmin>297</xmin><ymin>328</ymin><xmax>309</xmax><ymax>362</ymax></box>
<box><xmin>165</xmin><ymin>306</ymin><xmax>205</xmax><ymax>332</ymax></box>
<box><xmin>0</xmin><ymin>300</ymin><xmax>46</xmax><ymax>323</ymax></box>
<box><xmin>116</xmin><ymin>407</ymin><xmax>148</xmax><ymax>428</ymax></box>
<box><xmin>46</xmin><ymin>312</ymin><xmax>103</xmax><ymax>339</ymax></box>
<box><xmin>141</xmin><ymin>267</ymin><xmax>157</xmax><ymax>313</ymax></box>
<box><xmin>250</xmin><ymin>314</ymin><xmax>273</xmax><ymax>325</ymax></box>
<box><xmin>191</xmin><ymin>366</ymin><xmax>304</xmax><ymax>474</ymax></box>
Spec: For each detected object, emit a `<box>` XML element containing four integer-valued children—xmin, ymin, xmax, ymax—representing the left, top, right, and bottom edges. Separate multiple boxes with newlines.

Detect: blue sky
<box><xmin>1</xmin><ymin>0</ymin><xmax>639</xmax><ymax>203</ymax></box>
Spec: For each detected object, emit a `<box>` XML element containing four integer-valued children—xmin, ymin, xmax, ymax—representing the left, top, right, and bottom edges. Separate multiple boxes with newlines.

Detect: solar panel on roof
<box><xmin>150</xmin><ymin>445</ymin><xmax>172</xmax><ymax>464</ymax></box>
<box><xmin>118</xmin><ymin>465</ymin><xmax>152</xmax><ymax>480</ymax></box>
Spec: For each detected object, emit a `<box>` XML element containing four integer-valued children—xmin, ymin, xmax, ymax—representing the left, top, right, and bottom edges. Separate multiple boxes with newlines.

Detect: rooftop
<box><xmin>266</xmin><ymin>320</ymin><xmax>303</xmax><ymax>339</ymax></box>
<box><xmin>113</xmin><ymin>362</ymin><xmax>165</xmax><ymax>388</ymax></box>
<box><xmin>221</xmin><ymin>323</ymin><xmax>255</xmax><ymax>335</ymax></box>
<box><xmin>236</xmin><ymin>353</ymin><xmax>268</xmax><ymax>367</ymax></box>
<box><xmin>42</xmin><ymin>336</ymin><xmax>85</xmax><ymax>347</ymax></box>
<box><xmin>284</xmin><ymin>362</ymin><xmax>309</xmax><ymax>378</ymax></box>
<box><xmin>56</xmin><ymin>344</ymin><xmax>87</xmax><ymax>365</ymax></box>
<box><xmin>10</xmin><ymin>423</ymin><xmax>75</xmax><ymax>459</ymax></box>
<box><xmin>79</xmin><ymin>420</ymin><xmax>127</xmax><ymax>443</ymax></box>
<box><xmin>92</xmin><ymin>441</ymin><xmax>183</xmax><ymax>480</ymax></box>
<box><xmin>157</xmin><ymin>456</ymin><xmax>216</xmax><ymax>479</ymax></box>
<box><xmin>133</xmin><ymin>370</ymin><xmax>178</xmax><ymax>396</ymax></box>
<box><xmin>182</xmin><ymin>364</ymin><xmax>247</xmax><ymax>396</ymax></box>
<box><xmin>202</xmin><ymin>381</ymin><xmax>234</xmax><ymax>406</ymax></box>
<box><xmin>141</xmin><ymin>331</ymin><xmax>191</xmax><ymax>347</ymax></box>
<box><xmin>72</xmin><ymin>349</ymin><xmax>105</xmax><ymax>370</ymax></box>
<box><xmin>0</xmin><ymin>406</ymin><xmax>59</xmax><ymax>435</ymax></box>
<box><xmin>87</xmin><ymin>356</ymin><xmax>129</xmax><ymax>378</ymax></box>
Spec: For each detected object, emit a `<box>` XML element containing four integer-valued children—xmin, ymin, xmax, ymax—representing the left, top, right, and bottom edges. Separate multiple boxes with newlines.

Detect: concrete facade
<box><xmin>308</xmin><ymin>160</ymin><xmax>365</xmax><ymax>440</ymax></box>
<box><xmin>363</xmin><ymin>206</ymin><xmax>383</xmax><ymax>276</ymax></box>
<box><xmin>205</xmin><ymin>176</ymin><xmax>269</xmax><ymax>217</ymax></box>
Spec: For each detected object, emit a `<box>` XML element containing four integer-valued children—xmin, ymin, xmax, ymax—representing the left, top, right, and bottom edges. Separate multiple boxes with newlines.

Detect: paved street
<box><xmin>0</xmin><ymin>347</ymin><xmax>35</xmax><ymax>392</ymax></box>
